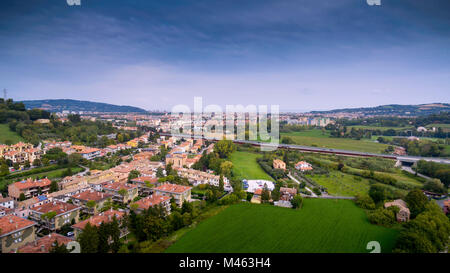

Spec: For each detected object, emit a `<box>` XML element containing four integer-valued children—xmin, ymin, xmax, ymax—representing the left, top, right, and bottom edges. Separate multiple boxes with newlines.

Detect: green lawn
<box><xmin>230</xmin><ymin>151</ymin><xmax>274</xmax><ymax>181</ymax></box>
<box><xmin>166</xmin><ymin>200</ymin><xmax>399</xmax><ymax>253</ymax></box>
<box><xmin>281</xmin><ymin>130</ymin><xmax>389</xmax><ymax>154</ymax></box>
<box><xmin>348</xmin><ymin>125</ymin><xmax>412</xmax><ymax>131</ymax></box>
<box><xmin>0</xmin><ymin>124</ymin><xmax>24</xmax><ymax>144</ymax></box>
<box><xmin>306</xmin><ymin>171</ymin><xmax>371</xmax><ymax>197</ymax></box>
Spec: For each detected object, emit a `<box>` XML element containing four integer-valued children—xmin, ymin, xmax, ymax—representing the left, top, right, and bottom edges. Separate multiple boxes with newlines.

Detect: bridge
<box><xmin>159</xmin><ymin>133</ymin><xmax>450</xmax><ymax>165</ymax></box>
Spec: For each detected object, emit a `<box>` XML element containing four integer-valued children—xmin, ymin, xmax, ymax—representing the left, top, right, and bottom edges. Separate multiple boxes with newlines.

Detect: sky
<box><xmin>0</xmin><ymin>0</ymin><xmax>449</xmax><ymax>112</ymax></box>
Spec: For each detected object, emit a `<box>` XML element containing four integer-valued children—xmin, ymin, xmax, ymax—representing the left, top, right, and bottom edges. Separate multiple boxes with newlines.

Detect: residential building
<box><xmin>71</xmin><ymin>190</ymin><xmax>113</xmax><ymax>215</ymax></box>
<box><xmin>279</xmin><ymin>187</ymin><xmax>297</xmax><ymax>201</ymax></box>
<box><xmin>131</xmin><ymin>194</ymin><xmax>171</xmax><ymax>214</ymax></box>
<box><xmin>16</xmin><ymin>233</ymin><xmax>73</xmax><ymax>253</ymax></box>
<box><xmin>242</xmin><ymin>179</ymin><xmax>275</xmax><ymax>193</ymax></box>
<box><xmin>273</xmin><ymin>159</ymin><xmax>286</xmax><ymax>170</ymax></box>
<box><xmin>0</xmin><ymin>196</ymin><xmax>14</xmax><ymax>209</ymax></box>
<box><xmin>29</xmin><ymin>201</ymin><xmax>81</xmax><ymax>231</ymax></box>
<box><xmin>72</xmin><ymin>209</ymin><xmax>128</xmax><ymax>239</ymax></box>
<box><xmin>78</xmin><ymin>148</ymin><xmax>101</xmax><ymax>160</ymax></box>
<box><xmin>0</xmin><ymin>215</ymin><xmax>36</xmax><ymax>253</ymax></box>
<box><xmin>8</xmin><ymin>178</ymin><xmax>52</xmax><ymax>200</ymax></box>
<box><xmin>153</xmin><ymin>183</ymin><xmax>192</xmax><ymax>207</ymax></box>
<box><xmin>295</xmin><ymin>161</ymin><xmax>313</xmax><ymax>172</ymax></box>
<box><xmin>165</xmin><ymin>153</ymin><xmax>187</xmax><ymax>168</ymax></box>
<box><xmin>130</xmin><ymin>176</ymin><xmax>159</xmax><ymax>196</ymax></box>
<box><xmin>175</xmin><ymin>167</ymin><xmax>232</xmax><ymax>191</ymax></box>
<box><xmin>384</xmin><ymin>199</ymin><xmax>410</xmax><ymax>222</ymax></box>
<box><xmin>103</xmin><ymin>182</ymin><xmax>138</xmax><ymax>204</ymax></box>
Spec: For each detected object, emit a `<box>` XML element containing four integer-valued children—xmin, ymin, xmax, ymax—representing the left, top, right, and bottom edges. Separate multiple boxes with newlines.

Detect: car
<box><xmin>67</xmin><ymin>231</ymin><xmax>74</xmax><ymax>237</ymax></box>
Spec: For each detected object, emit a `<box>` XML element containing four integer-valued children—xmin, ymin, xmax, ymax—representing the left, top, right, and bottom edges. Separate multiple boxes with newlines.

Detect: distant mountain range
<box><xmin>20</xmin><ymin>99</ymin><xmax>147</xmax><ymax>113</ymax></box>
<box><xmin>310</xmin><ymin>103</ymin><xmax>450</xmax><ymax>116</ymax></box>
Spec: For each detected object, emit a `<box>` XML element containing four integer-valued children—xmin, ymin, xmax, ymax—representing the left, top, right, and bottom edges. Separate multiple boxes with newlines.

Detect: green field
<box><xmin>306</xmin><ymin>171</ymin><xmax>370</xmax><ymax>197</ymax></box>
<box><xmin>348</xmin><ymin>125</ymin><xmax>412</xmax><ymax>131</ymax></box>
<box><xmin>166</xmin><ymin>200</ymin><xmax>399</xmax><ymax>253</ymax></box>
<box><xmin>0</xmin><ymin>124</ymin><xmax>24</xmax><ymax>144</ymax></box>
<box><xmin>281</xmin><ymin>130</ymin><xmax>389</xmax><ymax>154</ymax></box>
<box><xmin>230</xmin><ymin>151</ymin><xmax>274</xmax><ymax>181</ymax></box>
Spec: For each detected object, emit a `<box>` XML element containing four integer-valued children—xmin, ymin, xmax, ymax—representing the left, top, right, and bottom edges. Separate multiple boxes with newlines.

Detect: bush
<box><xmin>367</xmin><ymin>208</ymin><xmax>396</xmax><ymax>227</ymax></box>
<box><xmin>354</xmin><ymin>194</ymin><xmax>375</xmax><ymax>210</ymax></box>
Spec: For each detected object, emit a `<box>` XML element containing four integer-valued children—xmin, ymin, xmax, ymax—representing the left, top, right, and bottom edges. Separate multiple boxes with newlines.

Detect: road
<box><xmin>161</xmin><ymin>132</ymin><xmax>450</xmax><ymax>165</ymax></box>
<box><xmin>287</xmin><ymin>173</ymin><xmax>317</xmax><ymax>197</ymax></box>
<box><xmin>401</xmin><ymin>166</ymin><xmax>432</xmax><ymax>180</ymax></box>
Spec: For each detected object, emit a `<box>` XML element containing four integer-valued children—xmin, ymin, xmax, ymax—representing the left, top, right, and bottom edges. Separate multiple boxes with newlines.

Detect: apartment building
<box><xmin>8</xmin><ymin>178</ymin><xmax>52</xmax><ymax>200</ymax></box>
<box><xmin>72</xmin><ymin>209</ymin><xmax>128</xmax><ymax>239</ymax></box>
<box><xmin>153</xmin><ymin>183</ymin><xmax>192</xmax><ymax>207</ymax></box>
<box><xmin>131</xmin><ymin>194</ymin><xmax>171</xmax><ymax>214</ymax></box>
<box><xmin>0</xmin><ymin>215</ymin><xmax>36</xmax><ymax>253</ymax></box>
<box><xmin>71</xmin><ymin>190</ymin><xmax>113</xmax><ymax>215</ymax></box>
<box><xmin>103</xmin><ymin>182</ymin><xmax>138</xmax><ymax>204</ymax></box>
<box><xmin>16</xmin><ymin>233</ymin><xmax>73</xmax><ymax>253</ymax></box>
<box><xmin>29</xmin><ymin>201</ymin><xmax>81</xmax><ymax>231</ymax></box>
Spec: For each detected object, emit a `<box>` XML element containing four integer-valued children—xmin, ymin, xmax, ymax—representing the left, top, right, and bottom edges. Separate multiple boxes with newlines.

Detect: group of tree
<box><xmin>78</xmin><ymin>217</ymin><xmax>122</xmax><ymax>253</ymax></box>
<box><xmin>415</xmin><ymin>160</ymin><xmax>450</xmax><ymax>188</ymax></box>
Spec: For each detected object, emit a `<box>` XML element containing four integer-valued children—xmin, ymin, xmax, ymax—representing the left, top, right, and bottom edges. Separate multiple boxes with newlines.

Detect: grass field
<box><xmin>281</xmin><ymin>129</ymin><xmax>389</xmax><ymax>154</ymax></box>
<box><xmin>166</xmin><ymin>200</ymin><xmax>399</xmax><ymax>253</ymax></box>
<box><xmin>0</xmin><ymin>124</ymin><xmax>24</xmax><ymax>144</ymax></box>
<box><xmin>306</xmin><ymin>171</ymin><xmax>370</xmax><ymax>197</ymax></box>
<box><xmin>348</xmin><ymin>125</ymin><xmax>412</xmax><ymax>131</ymax></box>
<box><xmin>230</xmin><ymin>151</ymin><xmax>274</xmax><ymax>181</ymax></box>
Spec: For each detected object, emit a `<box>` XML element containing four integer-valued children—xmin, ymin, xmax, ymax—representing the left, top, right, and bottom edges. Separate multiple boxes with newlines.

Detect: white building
<box><xmin>242</xmin><ymin>179</ymin><xmax>275</xmax><ymax>193</ymax></box>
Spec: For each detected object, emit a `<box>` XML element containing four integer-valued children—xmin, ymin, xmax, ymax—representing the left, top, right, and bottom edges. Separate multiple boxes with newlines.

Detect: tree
<box><xmin>128</xmin><ymin>170</ymin><xmax>140</xmax><ymax>181</ymax></box>
<box><xmin>214</xmin><ymin>139</ymin><xmax>236</xmax><ymax>158</ymax></box>
<box><xmin>354</xmin><ymin>194</ymin><xmax>375</xmax><ymax>210</ymax></box>
<box><xmin>219</xmin><ymin>161</ymin><xmax>233</xmax><ymax>177</ymax></box>
<box><xmin>50</xmin><ymin>180</ymin><xmax>59</xmax><ymax>193</ymax></box>
<box><xmin>367</xmin><ymin>208</ymin><xmax>396</xmax><ymax>227</ymax></box>
<box><xmin>423</xmin><ymin>179</ymin><xmax>446</xmax><ymax>194</ymax></box>
<box><xmin>156</xmin><ymin>167</ymin><xmax>164</xmax><ymax>178</ymax></box>
<box><xmin>405</xmin><ymin>189</ymin><xmax>428</xmax><ymax>218</ymax></box>
<box><xmin>261</xmin><ymin>184</ymin><xmax>271</xmax><ymax>203</ymax></box>
<box><xmin>218</xmin><ymin>175</ymin><xmax>224</xmax><ymax>192</ymax></box>
<box><xmin>291</xmin><ymin>194</ymin><xmax>303</xmax><ymax>209</ymax></box>
<box><xmin>79</xmin><ymin>223</ymin><xmax>99</xmax><ymax>253</ymax></box>
<box><xmin>368</xmin><ymin>183</ymin><xmax>387</xmax><ymax>203</ymax></box>
<box><xmin>49</xmin><ymin>240</ymin><xmax>70</xmax><ymax>253</ymax></box>
<box><xmin>19</xmin><ymin>193</ymin><xmax>26</xmax><ymax>201</ymax></box>
<box><xmin>32</xmin><ymin>158</ymin><xmax>42</xmax><ymax>167</ymax></box>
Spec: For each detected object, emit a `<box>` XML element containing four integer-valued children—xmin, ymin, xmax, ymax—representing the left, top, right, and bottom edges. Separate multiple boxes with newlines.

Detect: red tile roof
<box><xmin>31</xmin><ymin>201</ymin><xmax>81</xmax><ymax>216</ymax></box>
<box><xmin>72</xmin><ymin>209</ymin><xmax>124</xmax><ymax>230</ymax></box>
<box><xmin>154</xmin><ymin>183</ymin><xmax>192</xmax><ymax>194</ymax></box>
<box><xmin>103</xmin><ymin>182</ymin><xmax>137</xmax><ymax>191</ymax></box>
<box><xmin>17</xmin><ymin>233</ymin><xmax>73</xmax><ymax>253</ymax></box>
<box><xmin>131</xmin><ymin>176</ymin><xmax>158</xmax><ymax>184</ymax></box>
<box><xmin>0</xmin><ymin>215</ymin><xmax>36</xmax><ymax>236</ymax></box>
<box><xmin>134</xmin><ymin>194</ymin><xmax>170</xmax><ymax>210</ymax></box>
<box><xmin>11</xmin><ymin>178</ymin><xmax>51</xmax><ymax>190</ymax></box>
<box><xmin>71</xmin><ymin>190</ymin><xmax>113</xmax><ymax>202</ymax></box>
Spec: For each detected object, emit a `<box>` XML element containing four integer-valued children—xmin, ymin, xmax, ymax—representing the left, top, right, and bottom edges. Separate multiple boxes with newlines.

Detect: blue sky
<box><xmin>1</xmin><ymin>0</ymin><xmax>449</xmax><ymax>111</ymax></box>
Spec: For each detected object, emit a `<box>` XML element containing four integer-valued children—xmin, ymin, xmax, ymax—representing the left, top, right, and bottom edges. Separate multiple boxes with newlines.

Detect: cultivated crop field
<box><xmin>281</xmin><ymin>130</ymin><xmax>389</xmax><ymax>154</ymax></box>
<box><xmin>230</xmin><ymin>151</ymin><xmax>274</xmax><ymax>181</ymax></box>
<box><xmin>166</xmin><ymin>200</ymin><xmax>399</xmax><ymax>253</ymax></box>
<box><xmin>306</xmin><ymin>171</ymin><xmax>370</xmax><ymax>197</ymax></box>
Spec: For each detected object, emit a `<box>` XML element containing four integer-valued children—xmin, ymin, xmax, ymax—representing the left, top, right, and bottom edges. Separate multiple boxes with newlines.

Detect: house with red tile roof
<box><xmin>131</xmin><ymin>194</ymin><xmax>171</xmax><ymax>214</ymax></box>
<box><xmin>29</xmin><ymin>201</ymin><xmax>81</xmax><ymax>231</ymax></box>
<box><xmin>153</xmin><ymin>183</ymin><xmax>192</xmax><ymax>207</ymax></box>
<box><xmin>72</xmin><ymin>209</ymin><xmax>128</xmax><ymax>239</ymax></box>
<box><xmin>295</xmin><ymin>161</ymin><xmax>313</xmax><ymax>172</ymax></box>
<box><xmin>0</xmin><ymin>215</ymin><xmax>36</xmax><ymax>253</ymax></box>
<box><xmin>8</xmin><ymin>178</ymin><xmax>52</xmax><ymax>200</ymax></box>
<box><xmin>103</xmin><ymin>182</ymin><xmax>138</xmax><ymax>204</ymax></box>
<box><xmin>16</xmin><ymin>233</ymin><xmax>73</xmax><ymax>253</ymax></box>
<box><xmin>71</xmin><ymin>190</ymin><xmax>113</xmax><ymax>215</ymax></box>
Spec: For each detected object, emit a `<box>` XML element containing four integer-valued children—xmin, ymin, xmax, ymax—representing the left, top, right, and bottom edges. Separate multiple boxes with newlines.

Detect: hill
<box><xmin>20</xmin><ymin>99</ymin><xmax>147</xmax><ymax>113</ymax></box>
<box><xmin>311</xmin><ymin>103</ymin><xmax>450</xmax><ymax>117</ymax></box>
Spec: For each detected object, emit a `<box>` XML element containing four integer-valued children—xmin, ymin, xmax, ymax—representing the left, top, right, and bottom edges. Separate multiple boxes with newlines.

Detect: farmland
<box><xmin>0</xmin><ymin>123</ymin><xmax>24</xmax><ymax>144</ymax></box>
<box><xmin>281</xmin><ymin>129</ymin><xmax>389</xmax><ymax>154</ymax></box>
<box><xmin>230</xmin><ymin>151</ymin><xmax>274</xmax><ymax>181</ymax></box>
<box><xmin>166</xmin><ymin>200</ymin><xmax>399</xmax><ymax>253</ymax></box>
<box><xmin>305</xmin><ymin>171</ymin><xmax>370</xmax><ymax>197</ymax></box>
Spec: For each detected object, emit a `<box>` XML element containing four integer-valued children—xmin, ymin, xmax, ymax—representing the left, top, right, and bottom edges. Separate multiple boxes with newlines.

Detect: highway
<box><xmin>160</xmin><ymin>133</ymin><xmax>450</xmax><ymax>165</ymax></box>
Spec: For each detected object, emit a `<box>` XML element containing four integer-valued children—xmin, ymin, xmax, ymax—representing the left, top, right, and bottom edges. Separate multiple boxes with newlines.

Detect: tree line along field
<box><xmin>280</xmin><ymin>130</ymin><xmax>390</xmax><ymax>154</ymax></box>
<box><xmin>0</xmin><ymin>123</ymin><xmax>24</xmax><ymax>144</ymax></box>
<box><xmin>166</xmin><ymin>200</ymin><xmax>399</xmax><ymax>253</ymax></box>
